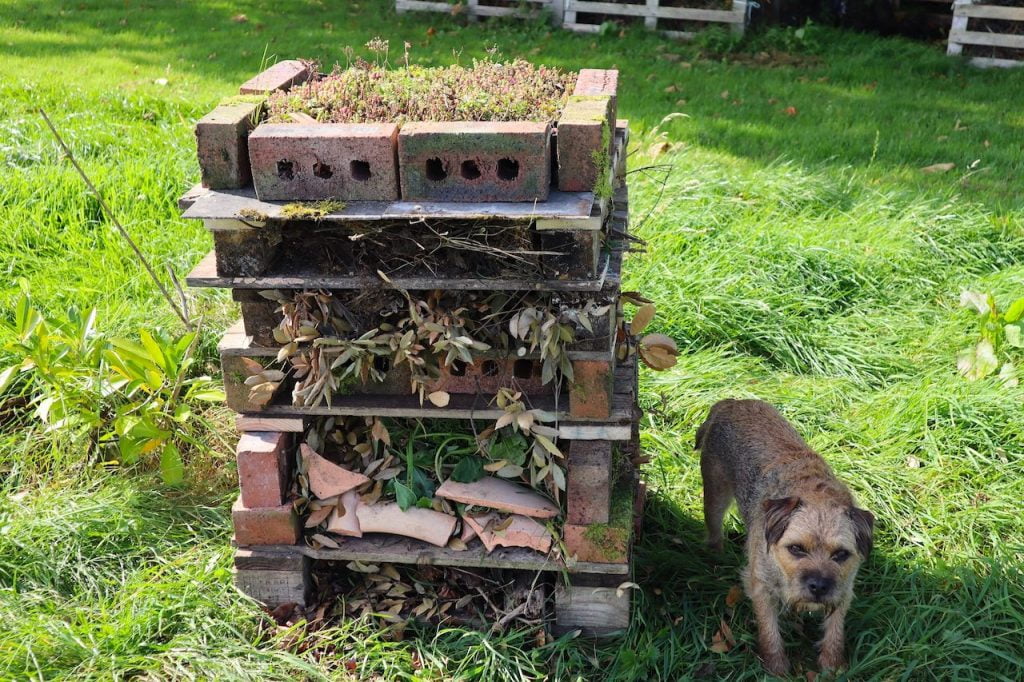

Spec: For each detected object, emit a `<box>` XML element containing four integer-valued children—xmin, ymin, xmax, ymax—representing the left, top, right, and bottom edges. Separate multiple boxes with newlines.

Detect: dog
<box><xmin>695</xmin><ymin>399</ymin><xmax>874</xmax><ymax>676</ymax></box>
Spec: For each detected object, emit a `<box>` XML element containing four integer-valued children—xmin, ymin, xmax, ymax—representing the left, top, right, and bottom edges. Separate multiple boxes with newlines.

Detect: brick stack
<box><xmin>182</xmin><ymin>62</ymin><xmax>641</xmax><ymax>635</ymax></box>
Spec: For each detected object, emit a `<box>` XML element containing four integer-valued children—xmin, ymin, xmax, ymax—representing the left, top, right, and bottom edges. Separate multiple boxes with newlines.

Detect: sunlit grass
<box><xmin>0</xmin><ymin>0</ymin><xmax>1023</xmax><ymax>679</ymax></box>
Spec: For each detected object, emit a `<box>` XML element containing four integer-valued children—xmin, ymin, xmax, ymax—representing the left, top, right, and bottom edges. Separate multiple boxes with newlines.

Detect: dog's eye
<box><xmin>832</xmin><ymin>550</ymin><xmax>851</xmax><ymax>563</ymax></box>
<box><xmin>787</xmin><ymin>544</ymin><xmax>807</xmax><ymax>557</ymax></box>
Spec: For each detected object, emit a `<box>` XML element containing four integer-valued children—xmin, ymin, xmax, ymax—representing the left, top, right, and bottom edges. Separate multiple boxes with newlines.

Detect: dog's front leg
<box><xmin>750</xmin><ymin>583</ymin><xmax>789</xmax><ymax>676</ymax></box>
<box><xmin>818</xmin><ymin>602</ymin><xmax>849</xmax><ymax>671</ymax></box>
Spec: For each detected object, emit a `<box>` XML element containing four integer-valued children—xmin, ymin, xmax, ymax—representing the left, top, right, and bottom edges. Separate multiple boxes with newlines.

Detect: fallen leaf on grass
<box><xmin>725</xmin><ymin>584</ymin><xmax>744</xmax><ymax>608</ymax></box>
<box><xmin>921</xmin><ymin>162</ymin><xmax>955</xmax><ymax>174</ymax></box>
<box><xmin>710</xmin><ymin>619</ymin><xmax>736</xmax><ymax>653</ymax></box>
<box><xmin>616</xmin><ymin>581</ymin><xmax>640</xmax><ymax>598</ymax></box>
<box><xmin>784</xmin><ymin>106</ymin><xmax>799</xmax><ymax>117</ymax></box>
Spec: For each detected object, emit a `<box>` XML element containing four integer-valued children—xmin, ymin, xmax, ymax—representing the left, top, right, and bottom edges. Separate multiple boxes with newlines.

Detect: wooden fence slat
<box><xmin>949</xmin><ymin>28</ymin><xmax>1024</xmax><ymax>49</ymax></box>
<box><xmin>955</xmin><ymin>4</ymin><xmax>1024</xmax><ymax>20</ymax></box>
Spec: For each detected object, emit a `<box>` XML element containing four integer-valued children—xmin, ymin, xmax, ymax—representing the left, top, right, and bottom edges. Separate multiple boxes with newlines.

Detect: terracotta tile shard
<box><xmin>435</xmin><ymin>477</ymin><xmax>559</xmax><ymax>518</ymax></box>
<box><xmin>326</xmin><ymin>490</ymin><xmax>362</xmax><ymax>537</ymax></box>
<box><xmin>464</xmin><ymin>512</ymin><xmax>553</xmax><ymax>554</ymax></box>
<box><xmin>239</xmin><ymin>59</ymin><xmax>312</xmax><ymax>95</ymax></box>
<box><xmin>355</xmin><ymin>502</ymin><xmax>457</xmax><ymax>547</ymax></box>
<box><xmin>460</xmin><ymin>520</ymin><xmax>478</xmax><ymax>543</ymax></box>
<box><xmin>301</xmin><ymin>444</ymin><xmax>370</xmax><ymax>500</ymax></box>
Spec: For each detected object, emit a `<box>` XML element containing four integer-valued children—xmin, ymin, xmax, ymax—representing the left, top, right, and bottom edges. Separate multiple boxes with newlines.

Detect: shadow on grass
<box><xmin>616</xmin><ymin>492</ymin><xmax>1024</xmax><ymax>681</ymax></box>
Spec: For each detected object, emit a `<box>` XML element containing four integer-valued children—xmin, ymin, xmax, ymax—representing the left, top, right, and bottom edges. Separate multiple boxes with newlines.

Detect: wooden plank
<box><xmin>955</xmin><ymin>4</ymin><xmax>1024</xmax><ymax>21</ymax></box>
<box><xmin>570</xmin><ymin>0</ymin><xmax>740</xmax><ymax>21</ymax></box>
<box><xmin>259</xmin><ymin>537</ymin><xmax>630</xmax><ymax>574</ymax></box>
<box><xmin>233</xmin><ymin>567</ymin><xmax>310</xmax><ymax>606</ymax></box>
<box><xmin>236</xmin><ymin>415</ymin><xmax>306</xmax><ymax>433</ymax></box>
<box><xmin>553</xmin><ymin>584</ymin><xmax>630</xmax><ymax>636</ymax></box>
<box><xmin>395</xmin><ymin>0</ymin><xmax>453</xmax><ymax>11</ymax></box>
<box><xmin>949</xmin><ymin>29</ymin><xmax>1024</xmax><ymax>49</ymax></box>
<box><xmin>947</xmin><ymin>12</ymin><xmax>969</xmax><ymax>55</ymax></box>
<box><xmin>186</xmin><ymin>249</ymin><xmax>614</xmax><ymax>292</ymax></box>
<box><xmin>968</xmin><ymin>55</ymin><xmax>1024</xmax><ymax>68</ymax></box>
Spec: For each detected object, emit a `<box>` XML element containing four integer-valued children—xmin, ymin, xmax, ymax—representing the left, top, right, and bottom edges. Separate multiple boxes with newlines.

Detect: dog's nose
<box><xmin>804</xmin><ymin>573</ymin><xmax>834</xmax><ymax>599</ymax></box>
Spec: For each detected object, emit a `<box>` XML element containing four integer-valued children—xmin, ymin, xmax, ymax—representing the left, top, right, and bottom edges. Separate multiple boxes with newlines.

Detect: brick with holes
<box><xmin>248</xmin><ymin>123</ymin><xmax>399</xmax><ymax>201</ymax></box>
<box><xmin>398</xmin><ymin>121</ymin><xmax>551</xmax><ymax>202</ymax></box>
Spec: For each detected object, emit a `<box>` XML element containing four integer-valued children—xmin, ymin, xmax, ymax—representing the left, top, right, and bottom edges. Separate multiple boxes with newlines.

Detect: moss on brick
<box><xmin>580</xmin><ymin>479</ymin><xmax>634</xmax><ymax>562</ymax></box>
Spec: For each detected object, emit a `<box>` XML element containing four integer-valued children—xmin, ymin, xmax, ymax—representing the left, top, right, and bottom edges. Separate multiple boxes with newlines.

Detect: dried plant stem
<box><xmin>39</xmin><ymin>108</ymin><xmax>193</xmax><ymax>329</ymax></box>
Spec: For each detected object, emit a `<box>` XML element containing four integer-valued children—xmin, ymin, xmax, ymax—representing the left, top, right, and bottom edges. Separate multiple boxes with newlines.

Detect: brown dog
<box><xmin>696</xmin><ymin>399</ymin><xmax>874</xmax><ymax>676</ymax></box>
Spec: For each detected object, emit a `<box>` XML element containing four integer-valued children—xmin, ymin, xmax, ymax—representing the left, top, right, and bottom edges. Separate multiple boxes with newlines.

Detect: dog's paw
<box><xmin>818</xmin><ymin>650</ymin><xmax>847</xmax><ymax>672</ymax></box>
<box><xmin>761</xmin><ymin>652</ymin><xmax>790</xmax><ymax>677</ymax></box>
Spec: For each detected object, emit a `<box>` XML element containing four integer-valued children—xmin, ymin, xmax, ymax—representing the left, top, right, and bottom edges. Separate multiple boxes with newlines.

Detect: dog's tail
<box><xmin>695</xmin><ymin>417</ymin><xmax>710</xmax><ymax>451</ymax></box>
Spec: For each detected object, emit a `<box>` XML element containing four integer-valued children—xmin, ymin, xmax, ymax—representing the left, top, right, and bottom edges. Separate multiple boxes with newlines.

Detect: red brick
<box><xmin>232</xmin><ymin>496</ymin><xmax>300</xmax><ymax>546</ymax></box>
<box><xmin>239</xmin><ymin>60</ymin><xmax>312</xmax><ymax>95</ymax></box>
<box><xmin>569</xmin><ymin>360</ymin><xmax>613</xmax><ymax>419</ymax></box>
<box><xmin>563</xmin><ymin>523</ymin><xmax>629</xmax><ymax>564</ymax></box>
<box><xmin>428</xmin><ymin>357</ymin><xmax>547</xmax><ymax>395</ymax></box>
<box><xmin>248</xmin><ymin>123</ymin><xmax>399</xmax><ymax>201</ymax></box>
<box><xmin>556</xmin><ymin>95</ymin><xmax>613</xmax><ymax>193</ymax></box>
<box><xmin>195</xmin><ymin>101</ymin><xmax>261</xmax><ymax>189</ymax></box>
<box><xmin>573</xmin><ymin>69</ymin><xmax>619</xmax><ymax>126</ymax></box>
<box><xmin>398</xmin><ymin>121</ymin><xmax>551</xmax><ymax>202</ymax></box>
<box><xmin>566</xmin><ymin>440</ymin><xmax>612</xmax><ymax>525</ymax></box>
<box><xmin>237</xmin><ymin>432</ymin><xmax>291</xmax><ymax>508</ymax></box>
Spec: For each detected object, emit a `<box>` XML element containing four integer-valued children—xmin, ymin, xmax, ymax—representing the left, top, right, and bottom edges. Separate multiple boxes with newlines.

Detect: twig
<box><xmin>39</xmin><ymin>108</ymin><xmax>193</xmax><ymax>329</ymax></box>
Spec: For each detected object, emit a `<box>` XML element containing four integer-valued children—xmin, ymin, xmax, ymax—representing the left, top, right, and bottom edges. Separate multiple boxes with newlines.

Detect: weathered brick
<box><xmin>569</xmin><ymin>359</ymin><xmax>613</xmax><ymax>419</ymax></box>
<box><xmin>237</xmin><ymin>432</ymin><xmax>291</xmax><ymax>508</ymax></box>
<box><xmin>239</xmin><ymin>60</ymin><xmax>312</xmax><ymax>95</ymax></box>
<box><xmin>566</xmin><ymin>440</ymin><xmax>612</xmax><ymax>525</ymax></box>
<box><xmin>563</xmin><ymin>522</ymin><xmax>629</xmax><ymax>564</ymax></box>
<box><xmin>195</xmin><ymin>102</ymin><xmax>261</xmax><ymax>189</ymax></box>
<box><xmin>249</xmin><ymin>123</ymin><xmax>400</xmax><ymax>201</ymax></box>
<box><xmin>232</xmin><ymin>496</ymin><xmax>300</xmax><ymax>546</ymax></box>
<box><xmin>573</xmin><ymin>69</ymin><xmax>619</xmax><ymax>126</ymax></box>
<box><xmin>556</xmin><ymin>95</ymin><xmax>613</xmax><ymax>193</ymax></box>
<box><xmin>398</xmin><ymin>121</ymin><xmax>551</xmax><ymax>202</ymax></box>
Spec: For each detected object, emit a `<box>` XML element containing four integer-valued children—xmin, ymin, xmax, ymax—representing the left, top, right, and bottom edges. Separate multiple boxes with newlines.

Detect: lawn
<box><xmin>1</xmin><ymin>0</ymin><xmax>1024</xmax><ymax>679</ymax></box>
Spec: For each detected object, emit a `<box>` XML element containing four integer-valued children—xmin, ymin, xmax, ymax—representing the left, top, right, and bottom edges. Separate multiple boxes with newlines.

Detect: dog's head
<box><xmin>762</xmin><ymin>497</ymin><xmax>874</xmax><ymax>610</ymax></box>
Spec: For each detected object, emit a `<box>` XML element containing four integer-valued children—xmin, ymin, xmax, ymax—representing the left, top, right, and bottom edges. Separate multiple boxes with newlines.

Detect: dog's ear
<box><xmin>762</xmin><ymin>497</ymin><xmax>801</xmax><ymax>547</ymax></box>
<box><xmin>848</xmin><ymin>507</ymin><xmax>874</xmax><ymax>558</ymax></box>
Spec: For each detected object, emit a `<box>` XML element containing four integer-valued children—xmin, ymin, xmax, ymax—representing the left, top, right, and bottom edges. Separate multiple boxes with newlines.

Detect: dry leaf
<box><xmin>427</xmin><ymin>390</ymin><xmax>450</xmax><ymax>407</ymax></box>
<box><xmin>725</xmin><ymin>585</ymin><xmax>744</xmax><ymax>608</ymax></box>
<box><xmin>921</xmin><ymin>162</ymin><xmax>955</xmax><ymax>173</ymax></box>
<box><xmin>346</xmin><ymin>560</ymin><xmax>379</xmax><ymax>573</ymax></box>
<box><xmin>710</xmin><ymin>619</ymin><xmax>736</xmax><ymax>653</ymax></box>
<box><xmin>631</xmin><ymin>304</ymin><xmax>656</xmax><ymax>335</ymax></box>
<box><xmin>447</xmin><ymin>537</ymin><xmax>468</xmax><ymax>551</ymax></box>
<box><xmin>616</xmin><ymin>581</ymin><xmax>640</xmax><ymax>598</ymax></box>
<box><xmin>305</xmin><ymin>505</ymin><xmax>333</xmax><ymax>528</ymax></box>
<box><xmin>311</xmin><ymin>533</ymin><xmax>340</xmax><ymax>549</ymax></box>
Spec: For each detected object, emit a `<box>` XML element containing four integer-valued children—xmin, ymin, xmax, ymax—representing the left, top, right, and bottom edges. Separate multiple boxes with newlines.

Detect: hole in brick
<box><xmin>513</xmin><ymin>359</ymin><xmax>533</xmax><ymax>379</ymax></box>
<box><xmin>277</xmin><ymin>160</ymin><xmax>295</xmax><ymax>180</ymax></box>
<box><xmin>497</xmin><ymin>158</ymin><xmax>519</xmax><ymax>181</ymax></box>
<box><xmin>313</xmin><ymin>161</ymin><xmax>333</xmax><ymax>179</ymax></box>
<box><xmin>450</xmin><ymin>360</ymin><xmax>467</xmax><ymax>377</ymax></box>
<box><xmin>426</xmin><ymin>157</ymin><xmax>447</xmax><ymax>182</ymax></box>
<box><xmin>460</xmin><ymin>159</ymin><xmax>482</xmax><ymax>180</ymax></box>
<box><xmin>374</xmin><ymin>356</ymin><xmax>391</xmax><ymax>373</ymax></box>
<box><xmin>482</xmin><ymin>360</ymin><xmax>499</xmax><ymax>377</ymax></box>
<box><xmin>350</xmin><ymin>160</ymin><xmax>371</xmax><ymax>181</ymax></box>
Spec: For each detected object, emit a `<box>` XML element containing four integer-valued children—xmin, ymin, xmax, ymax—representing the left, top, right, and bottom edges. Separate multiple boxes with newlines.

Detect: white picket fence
<box><xmin>395</xmin><ymin>0</ymin><xmax>749</xmax><ymax>38</ymax></box>
<box><xmin>947</xmin><ymin>0</ymin><xmax>1024</xmax><ymax>68</ymax></box>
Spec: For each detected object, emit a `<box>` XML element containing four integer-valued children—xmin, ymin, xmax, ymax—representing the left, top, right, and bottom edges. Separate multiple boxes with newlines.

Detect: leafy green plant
<box><xmin>957</xmin><ymin>291</ymin><xmax>1024</xmax><ymax>385</ymax></box>
<box><xmin>0</xmin><ymin>294</ymin><xmax>222</xmax><ymax>483</ymax></box>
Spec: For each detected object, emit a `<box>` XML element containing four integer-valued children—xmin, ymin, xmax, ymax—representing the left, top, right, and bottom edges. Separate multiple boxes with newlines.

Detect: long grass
<box><xmin>1</xmin><ymin>1</ymin><xmax>1023</xmax><ymax>679</ymax></box>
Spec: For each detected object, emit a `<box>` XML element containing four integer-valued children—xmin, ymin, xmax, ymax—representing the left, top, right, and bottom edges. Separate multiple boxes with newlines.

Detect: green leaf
<box><xmin>393</xmin><ymin>480</ymin><xmax>417</xmax><ymax>511</ymax></box>
<box><xmin>411</xmin><ymin>466</ymin><xmax>435</xmax><ymax>498</ymax></box>
<box><xmin>1005</xmin><ymin>324</ymin><xmax>1023</xmax><ymax>349</ymax></box>
<box><xmin>491</xmin><ymin>432</ymin><xmax>528</xmax><ymax>466</ymax></box>
<box><xmin>1005</xmin><ymin>298</ymin><xmax>1024</xmax><ymax>324</ymax></box>
<box><xmin>160</xmin><ymin>442</ymin><xmax>184</xmax><ymax>486</ymax></box>
<box><xmin>451</xmin><ymin>456</ymin><xmax>484</xmax><ymax>483</ymax></box>
<box><xmin>0</xmin><ymin>366</ymin><xmax>18</xmax><ymax>394</ymax></box>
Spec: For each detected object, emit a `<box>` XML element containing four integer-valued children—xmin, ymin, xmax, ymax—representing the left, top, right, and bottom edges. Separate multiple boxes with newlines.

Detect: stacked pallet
<box><xmin>563</xmin><ymin>0</ymin><xmax>748</xmax><ymax>39</ymax></box>
<box><xmin>947</xmin><ymin>0</ymin><xmax>1024</xmax><ymax>68</ymax></box>
<box><xmin>183</xmin><ymin>61</ymin><xmax>649</xmax><ymax>635</ymax></box>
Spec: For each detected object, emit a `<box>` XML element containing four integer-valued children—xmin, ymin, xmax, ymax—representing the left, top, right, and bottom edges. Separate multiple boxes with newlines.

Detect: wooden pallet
<box><xmin>396</xmin><ymin>0</ymin><xmax>565</xmax><ymax>24</ymax></box>
<box><xmin>563</xmin><ymin>0</ymin><xmax>747</xmax><ymax>39</ymax></box>
<box><xmin>947</xmin><ymin>0</ymin><xmax>1024</xmax><ymax>67</ymax></box>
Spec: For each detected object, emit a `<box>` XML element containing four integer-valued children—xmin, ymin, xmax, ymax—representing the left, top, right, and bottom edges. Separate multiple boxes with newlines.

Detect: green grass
<box><xmin>1</xmin><ymin>1</ymin><xmax>1024</xmax><ymax>679</ymax></box>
